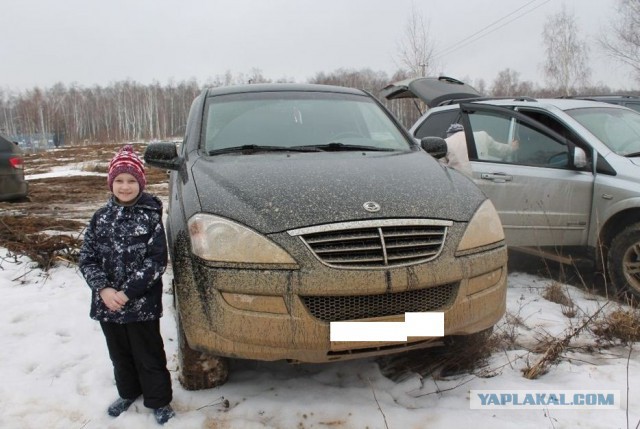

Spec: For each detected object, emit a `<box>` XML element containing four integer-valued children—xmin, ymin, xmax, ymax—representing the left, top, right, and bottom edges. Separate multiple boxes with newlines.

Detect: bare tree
<box><xmin>472</xmin><ymin>78</ymin><xmax>488</xmax><ymax>96</ymax></box>
<box><xmin>600</xmin><ymin>0</ymin><xmax>640</xmax><ymax>82</ymax></box>
<box><xmin>395</xmin><ymin>3</ymin><xmax>439</xmax><ymax>77</ymax></box>
<box><xmin>541</xmin><ymin>5</ymin><xmax>591</xmax><ymax>95</ymax></box>
<box><xmin>490</xmin><ymin>68</ymin><xmax>536</xmax><ymax>96</ymax></box>
<box><xmin>491</xmin><ymin>69</ymin><xmax>520</xmax><ymax>97</ymax></box>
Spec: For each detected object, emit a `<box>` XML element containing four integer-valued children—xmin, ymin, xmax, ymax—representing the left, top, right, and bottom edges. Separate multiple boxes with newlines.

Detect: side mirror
<box><xmin>144</xmin><ymin>142</ymin><xmax>182</xmax><ymax>170</ymax></box>
<box><xmin>420</xmin><ymin>137</ymin><xmax>448</xmax><ymax>159</ymax></box>
<box><xmin>573</xmin><ymin>146</ymin><xmax>587</xmax><ymax>169</ymax></box>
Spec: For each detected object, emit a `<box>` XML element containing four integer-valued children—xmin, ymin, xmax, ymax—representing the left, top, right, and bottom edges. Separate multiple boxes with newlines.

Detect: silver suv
<box><xmin>382</xmin><ymin>77</ymin><xmax>640</xmax><ymax>299</ymax></box>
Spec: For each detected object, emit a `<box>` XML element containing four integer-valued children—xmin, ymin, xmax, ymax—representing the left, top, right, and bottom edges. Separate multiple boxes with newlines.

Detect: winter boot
<box><xmin>107</xmin><ymin>397</ymin><xmax>137</xmax><ymax>417</ymax></box>
<box><xmin>153</xmin><ymin>405</ymin><xmax>175</xmax><ymax>425</ymax></box>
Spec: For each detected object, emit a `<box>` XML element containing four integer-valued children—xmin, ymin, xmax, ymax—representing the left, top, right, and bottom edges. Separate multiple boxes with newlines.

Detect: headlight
<box><xmin>188</xmin><ymin>214</ymin><xmax>296</xmax><ymax>264</ymax></box>
<box><xmin>456</xmin><ymin>200</ymin><xmax>505</xmax><ymax>252</ymax></box>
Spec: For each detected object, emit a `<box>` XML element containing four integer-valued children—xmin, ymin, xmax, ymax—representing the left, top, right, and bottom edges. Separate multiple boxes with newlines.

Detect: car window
<box><xmin>467</xmin><ymin>110</ymin><xmax>570</xmax><ymax>168</ymax></box>
<box><xmin>624</xmin><ymin>103</ymin><xmax>640</xmax><ymax>113</ymax></box>
<box><xmin>517</xmin><ymin>108</ymin><xmax>592</xmax><ymax>163</ymax></box>
<box><xmin>414</xmin><ymin>109</ymin><xmax>459</xmax><ymax>139</ymax></box>
<box><xmin>181</xmin><ymin>97</ymin><xmax>200</xmax><ymax>156</ymax></box>
<box><xmin>566</xmin><ymin>107</ymin><xmax>640</xmax><ymax>155</ymax></box>
<box><xmin>202</xmin><ymin>92</ymin><xmax>411</xmax><ymax>153</ymax></box>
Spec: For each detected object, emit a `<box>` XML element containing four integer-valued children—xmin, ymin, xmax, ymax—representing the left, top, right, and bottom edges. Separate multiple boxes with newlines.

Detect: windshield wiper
<box><xmin>304</xmin><ymin>142</ymin><xmax>397</xmax><ymax>152</ymax></box>
<box><xmin>625</xmin><ymin>151</ymin><xmax>640</xmax><ymax>158</ymax></box>
<box><xmin>208</xmin><ymin>144</ymin><xmax>322</xmax><ymax>155</ymax></box>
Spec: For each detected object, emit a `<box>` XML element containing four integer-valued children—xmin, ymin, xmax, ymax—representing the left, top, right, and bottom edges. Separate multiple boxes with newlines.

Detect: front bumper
<box><xmin>174</xmin><ymin>225</ymin><xmax>507</xmax><ymax>363</ymax></box>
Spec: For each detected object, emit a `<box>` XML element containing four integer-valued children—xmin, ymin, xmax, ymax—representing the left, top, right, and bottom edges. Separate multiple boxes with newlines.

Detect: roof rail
<box><xmin>557</xmin><ymin>94</ymin><xmax>640</xmax><ymax>100</ymax></box>
<box><xmin>437</xmin><ymin>95</ymin><xmax>537</xmax><ymax>106</ymax></box>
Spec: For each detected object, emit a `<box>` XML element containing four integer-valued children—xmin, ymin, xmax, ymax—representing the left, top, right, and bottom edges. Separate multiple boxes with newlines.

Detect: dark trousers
<box><xmin>100</xmin><ymin>320</ymin><xmax>172</xmax><ymax>409</ymax></box>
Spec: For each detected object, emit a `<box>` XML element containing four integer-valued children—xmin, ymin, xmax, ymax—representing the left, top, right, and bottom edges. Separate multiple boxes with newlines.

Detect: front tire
<box><xmin>176</xmin><ymin>313</ymin><xmax>229</xmax><ymax>390</ymax></box>
<box><xmin>172</xmin><ymin>236</ymin><xmax>230</xmax><ymax>390</ymax></box>
<box><xmin>607</xmin><ymin>223</ymin><xmax>640</xmax><ymax>300</ymax></box>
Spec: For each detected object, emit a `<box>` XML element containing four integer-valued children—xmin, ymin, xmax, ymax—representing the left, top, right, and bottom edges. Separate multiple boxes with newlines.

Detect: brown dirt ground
<box><xmin>0</xmin><ymin>142</ymin><xmax>169</xmax><ymax>268</ymax></box>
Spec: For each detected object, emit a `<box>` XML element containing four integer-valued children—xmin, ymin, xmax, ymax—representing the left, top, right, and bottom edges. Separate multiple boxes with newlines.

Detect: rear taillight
<box><xmin>9</xmin><ymin>157</ymin><xmax>24</xmax><ymax>169</ymax></box>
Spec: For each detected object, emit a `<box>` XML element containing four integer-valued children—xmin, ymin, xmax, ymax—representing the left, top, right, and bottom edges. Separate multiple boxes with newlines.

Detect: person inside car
<box><xmin>446</xmin><ymin>123</ymin><xmax>519</xmax><ymax>165</ymax></box>
<box><xmin>441</xmin><ymin>123</ymin><xmax>473</xmax><ymax>177</ymax></box>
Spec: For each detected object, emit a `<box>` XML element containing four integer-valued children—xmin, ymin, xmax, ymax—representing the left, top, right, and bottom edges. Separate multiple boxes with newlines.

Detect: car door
<box><xmin>458</xmin><ymin>103</ymin><xmax>594</xmax><ymax>247</ymax></box>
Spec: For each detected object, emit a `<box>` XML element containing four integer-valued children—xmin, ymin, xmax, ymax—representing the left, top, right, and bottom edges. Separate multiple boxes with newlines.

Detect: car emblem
<box><xmin>363</xmin><ymin>201</ymin><xmax>381</xmax><ymax>212</ymax></box>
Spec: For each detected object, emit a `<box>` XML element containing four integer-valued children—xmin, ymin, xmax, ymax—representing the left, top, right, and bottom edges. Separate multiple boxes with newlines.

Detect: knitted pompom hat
<box><xmin>107</xmin><ymin>144</ymin><xmax>146</xmax><ymax>192</ymax></box>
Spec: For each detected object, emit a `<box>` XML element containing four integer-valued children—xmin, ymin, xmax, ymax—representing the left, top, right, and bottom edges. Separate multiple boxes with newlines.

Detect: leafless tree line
<box><xmin>0</xmin><ymin>67</ymin><xmax>635</xmax><ymax>146</ymax></box>
<box><xmin>0</xmin><ymin>80</ymin><xmax>201</xmax><ymax>144</ymax></box>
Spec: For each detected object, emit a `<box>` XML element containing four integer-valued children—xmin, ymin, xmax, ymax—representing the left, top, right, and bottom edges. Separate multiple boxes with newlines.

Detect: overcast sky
<box><xmin>2</xmin><ymin>0</ymin><xmax>634</xmax><ymax>92</ymax></box>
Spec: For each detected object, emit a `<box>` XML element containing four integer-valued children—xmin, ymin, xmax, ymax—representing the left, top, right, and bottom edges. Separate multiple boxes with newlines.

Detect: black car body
<box><xmin>0</xmin><ymin>132</ymin><xmax>28</xmax><ymax>201</ymax></box>
<box><xmin>144</xmin><ymin>83</ymin><xmax>508</xmax><ymax>390</ymax></box>
<box><xmin>562</xmin><ymin>95</ymin><xmax>640</xmax><ymax>112</ymax></box>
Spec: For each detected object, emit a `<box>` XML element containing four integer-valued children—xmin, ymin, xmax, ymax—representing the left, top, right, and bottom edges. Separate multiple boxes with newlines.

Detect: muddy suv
<box><xmin>144</xmin><ymin>83</ymin><xmax>507</xmax><ymax>389</ymax></box>
<box><xmin>382</xmin><ymin>76</ymin><xmax>640</xmax><ymax>299</ymax></box>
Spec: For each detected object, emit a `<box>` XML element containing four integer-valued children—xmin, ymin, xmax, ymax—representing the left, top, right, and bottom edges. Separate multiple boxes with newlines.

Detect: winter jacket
<box><xmin>79</xmin><ymin>192</ymin><xmax>168</xmax><ymax>323</ymax></box>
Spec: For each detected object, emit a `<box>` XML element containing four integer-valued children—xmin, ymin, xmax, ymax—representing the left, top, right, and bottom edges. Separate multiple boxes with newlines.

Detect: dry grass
<box><xmin>522</xmin><ymin>336</ymin><xmax>568</xmax><ymax>379</ymax></box>
<box><xmin>0</xmin><ymin>216</ymin><xmax>84</xmax><ymax>269</ymax></box>
<box><xmin>522</xmin><ymin>303</ymin><xmax>609</xmax><ymax>379</ymax></box>
<box><xmin>542</xmin><ymin>281</ymin><xmax>577</xmax><ymax>318</ymax></box>
<box><xmin>592</xmin><ymin>308</ymin><xmax>640</xmax><ymax>343</ymax></box>
<box><xmin>542</xmin><ymin>281</ymin><xmax>573</xmax><ymax>306</ymax></box>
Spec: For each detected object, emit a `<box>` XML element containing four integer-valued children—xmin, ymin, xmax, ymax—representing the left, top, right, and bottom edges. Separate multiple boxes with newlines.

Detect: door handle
<box><xmin>480</xmin><ymin>173</ymin><xmax>513</xmax><ymax>183</ymax></box>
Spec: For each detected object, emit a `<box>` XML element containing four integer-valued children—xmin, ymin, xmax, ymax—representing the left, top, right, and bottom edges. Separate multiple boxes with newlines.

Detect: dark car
<box><xmin>144</xmin><ymin>83</ymin><xmax>507</xmax><ymax>390</ymax></box>
<box><xmin>562</xmin><ymin>95</ymin><xmax>640</xmax><ymax>113</ymax></box>
<box><xmin>0</xmin><ymin>132</ymin><xmax>28</xmax><ymax>201</ymax></box>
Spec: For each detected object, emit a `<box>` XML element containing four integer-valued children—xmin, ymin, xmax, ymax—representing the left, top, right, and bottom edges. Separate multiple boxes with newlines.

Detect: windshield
<box><xmin>202</xmin><ymin>91</ymin><xmax>411</xmax><ymax>154</ymax></box>
<box><xmin>566</xmin><ymin>106</ymin><xmax>640</xmax><ymax>156</ymax></box>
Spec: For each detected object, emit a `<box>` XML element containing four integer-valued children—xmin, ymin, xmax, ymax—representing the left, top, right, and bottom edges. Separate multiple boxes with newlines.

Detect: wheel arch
<box><xmin>598</xmin><ymin>207</ymin><xmax>640</xmax><ymax>268</ymax></box>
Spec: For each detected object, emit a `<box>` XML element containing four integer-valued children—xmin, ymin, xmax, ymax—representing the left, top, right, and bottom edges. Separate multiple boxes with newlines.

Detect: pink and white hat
<box><xmin>107</xmin><ymin>145</ymin><xmax>146</xmax><ymax>192</ymax></box>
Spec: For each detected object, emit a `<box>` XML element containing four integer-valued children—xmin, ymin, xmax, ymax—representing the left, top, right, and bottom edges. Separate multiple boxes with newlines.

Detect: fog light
<box><xmin>221</xmin><ymin>292</ymin><xmax>289</xmax><ymax>314</ymax></box>
<box><xmin>467</xmin><ymin>268</ymin><xmax>503</xmax><ymax>296</ymax></box>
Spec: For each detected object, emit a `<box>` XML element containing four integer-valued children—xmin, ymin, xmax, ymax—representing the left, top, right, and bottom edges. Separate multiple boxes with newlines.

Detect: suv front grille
<box><xmin>288</xmin><ymin>219</ymin><xmax>452</xmax><ymax>269</ymax></box>
<box><xmin>301</xmin><ymin>283</ymin><xmax>458</xmax><ymax>323</ymax></box>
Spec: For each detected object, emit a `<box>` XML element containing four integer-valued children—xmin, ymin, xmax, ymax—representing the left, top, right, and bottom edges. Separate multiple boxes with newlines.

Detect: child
<box><xmin>79</xmin><ymin>145</ymin><xmax>175</xmax><ymax>425</ymax></box>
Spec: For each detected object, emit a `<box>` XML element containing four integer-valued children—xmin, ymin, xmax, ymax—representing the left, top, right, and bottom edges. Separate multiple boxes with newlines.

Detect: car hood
<box><xmin>380</xmin><ymin>76</ymin><xmax>481</xmax><ymax>107</ymax></box>
<box><xmin>191</xmin><ymin>151</ymin><xmax>485</xmax><ymax>234</ymax></box>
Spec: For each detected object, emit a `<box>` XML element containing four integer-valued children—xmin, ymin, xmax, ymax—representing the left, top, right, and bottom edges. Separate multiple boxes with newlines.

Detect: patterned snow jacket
<box><xmin>79</xmin><ymin>192</ymin><xmax>168</xmax><ymax>323</ymax></box>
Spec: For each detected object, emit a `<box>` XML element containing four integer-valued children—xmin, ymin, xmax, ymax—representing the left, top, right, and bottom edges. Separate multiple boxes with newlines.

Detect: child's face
<box><xmin>112</xmin><ymin>173</ymin><xmax>140</xmax><ymax>203</ymax></box>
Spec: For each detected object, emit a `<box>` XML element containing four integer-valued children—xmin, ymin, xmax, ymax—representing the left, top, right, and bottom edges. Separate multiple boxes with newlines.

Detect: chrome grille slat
<box><xmin>302</xmin><ymin>283</ymin><xmax>458</xmax><ymax>322</ymax></box>
<box><xmin>306</xmin><ymin>232</ymin><xmax>379</xmax><ymax>244</ymax></box>
<box><xmin>314</xmin><ymin>243</ymin><xmax>383</xmax><ymax>254</ymax></box>
<box><xmin>385</xmin><ymin>239</ymin><xmax>442</xmax><ymax>249</ymax></box>
<box><xmin>387</xmin><ymin>252</ymin><xmax>438</xmax><ymax>261</ymax></box>
<box><xmin>291</xmin><ymin>220</ymin><xmax>449</xmax><ymax>269</ymax></box>
<box><xmin>323</xmin><ymin>256</ymin><xmax>386</xmax><ymax>264</ymax></box>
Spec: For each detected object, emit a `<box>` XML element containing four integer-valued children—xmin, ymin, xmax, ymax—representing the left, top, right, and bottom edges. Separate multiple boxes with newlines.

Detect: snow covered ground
<box><xmin>1</xmin><ymin>249</ymin><xmax>638</xmax><ymax>429</ymax></box>
<box><xmin>2</xmin><ymin>152</ymin><xmax>638</xmax><ymax>428</ymax></box>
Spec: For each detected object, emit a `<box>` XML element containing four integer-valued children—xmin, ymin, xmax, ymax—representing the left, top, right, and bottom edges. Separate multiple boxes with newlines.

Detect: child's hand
<box><xmin>115</xmin><ymin>290</ymin><xmax>130</xmax><ymax>305</ymax></box>
<box><xmin>99</xmin><ymin>287</ymin><xmax>129</xmax><ymax>312</ymax></box>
